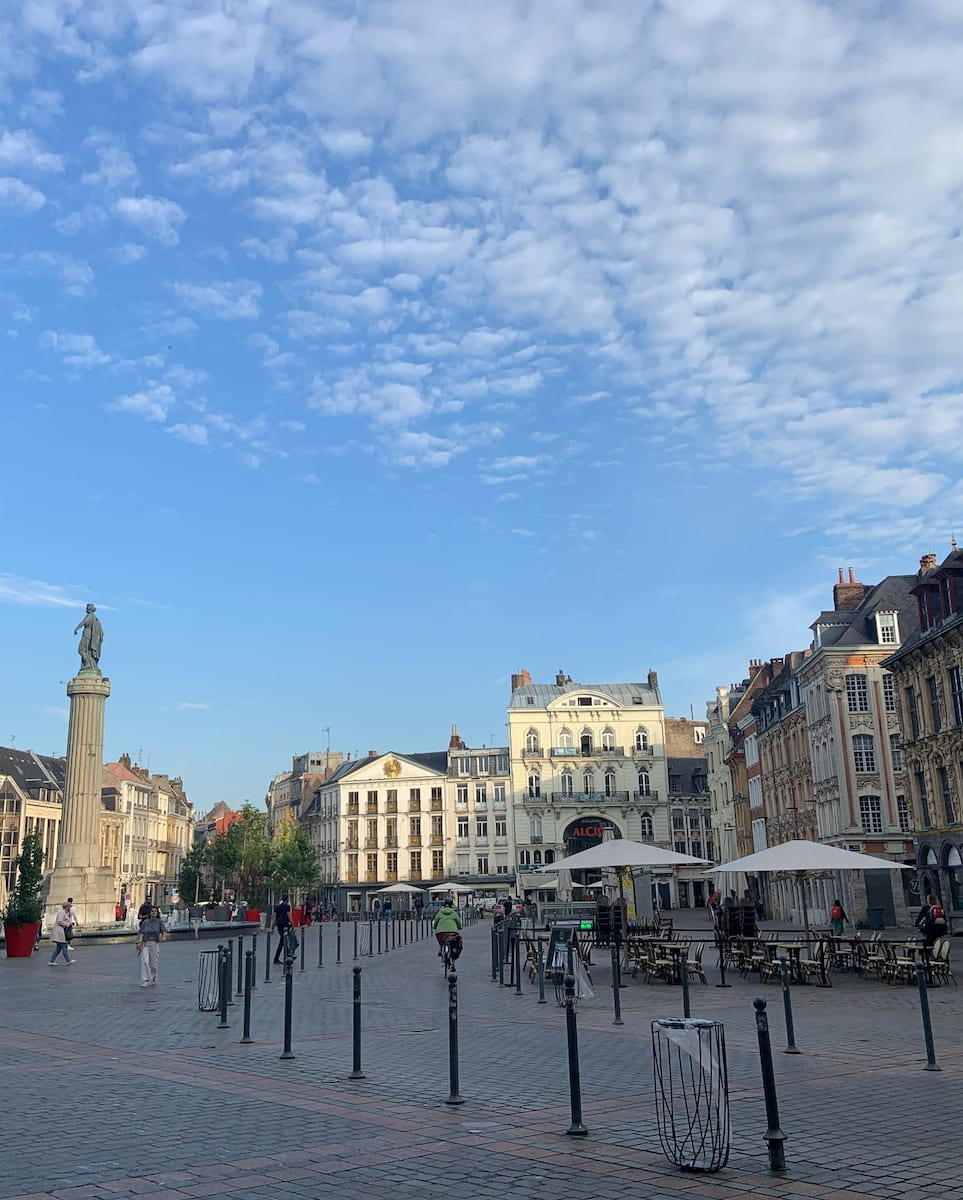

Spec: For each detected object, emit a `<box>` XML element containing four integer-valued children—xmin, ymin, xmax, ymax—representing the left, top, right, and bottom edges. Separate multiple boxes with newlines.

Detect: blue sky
<box><xmin>3</xmin><ymin>1</ymin><xmax>963</xmax><ymax>807</ymax></box>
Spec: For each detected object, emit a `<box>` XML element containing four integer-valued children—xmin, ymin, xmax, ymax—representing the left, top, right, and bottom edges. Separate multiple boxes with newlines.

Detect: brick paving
<box><xmin>1</xmin><ymin>920</ymin><xmax>962</xmax><ymax>1200</ymax></box>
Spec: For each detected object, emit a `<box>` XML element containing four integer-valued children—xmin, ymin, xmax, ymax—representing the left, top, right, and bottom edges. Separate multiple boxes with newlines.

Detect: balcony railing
<box><xmin>364</xmin><ymin>839</ymin><xmax>378</xmax><ymax>849</ymax></box>
<box><xmin>366</xmin><ymin>804</ymin><xmax>378</xmax><ymax>814</ymax></box>
<box><xmin>409</xmin><ymin>836</ymin><xmax>422</xmax><ymax>847</ymax></box>
<box><xmin>550</xmin><ymin>746</ymin><xmax>625</xmax><ymax>758</ymax></box>
<box><xmin>386</xmin><ymin>800</ymin><xmax>398</xmax><ymax>813</ymax></box>
<box><xmin>522</xmin><ymin>748</ymin><xmax>542</xmax><ymax>758</ymax></box>
<box><xmin>385</xmin><ymin>870</ymin><xmax>398</xmax><ymax>882</ymax></box>
<box><xmin>430</xmin><ymin>835</ymin><xmax>444</xmax><ymax>846</ymax></box>
<box><xmin>431</xmin><ymin>798</ymin><xmax>443</xmax><ymax>811</ymax></box>
<box><xmin>346</xmin><ymin>804</ymin><xmax>359</xmax><ymax>815</ymax></box>
<box><xmin>346</xmin><ymin>872</ymin><xmax>359</xmax><ymax>883</ymax></box>
<box><xmin>385</xmin><ymin>836</ymin><xmax>398</xmax><ymax>848</ymax></box>
<box><xmin>365</xmin><ymin>871</ymin><xmax>378</xmax><ymax>883</ymax></box>
<box><xmin>549</xmin><ymin>791</ymin><xmax>630</xmax><ymax>804</ymax></box>
<box><xmin>633</xmin><ymin>790</ymin><xmax>660</xmax><ymax>802</ymax></box>
<box><xmin>431</xmin><ymin>869</ymin><xmax>444</xmax><ymax>879</ymax></box>
<box><xmin>345</xmin><ymin>841</ymin><xmax>359</xmax><ymax>851</ymax></box>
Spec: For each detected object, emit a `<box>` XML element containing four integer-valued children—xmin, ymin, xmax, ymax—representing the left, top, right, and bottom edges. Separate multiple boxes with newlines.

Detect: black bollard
<box><xmin>391</xmin><ymin>919</ymin><xmax>396</xmax><ymax>950</ymax></box>
<box><xmin>217</xmin><ymin>946</ymin><xmax>229</xmax><ymax>1029</ymax></box>
<box><xmin>353</xmin><ymin>921</ymin><xmax>359</xmax><ymax>961</ymax></box>
<box><xmin>514</xmin><ymin>933</ymin><xmax>523</xmax><ymax>996</ymax></box>
<box><xmin>537</xmin><ymin>939</ymin><xmax>547</xmax><ymax>1004</ymax></box>
<box><xmin>367</xmin><ymin>919</ymin><xmax>373</xmax><ymax>957</ymax></box>
<box><xmin>251</xmin><ymin>932</ymin><xmax>258</xmax><ymax>989</ymax></box>
<box><xmin>240</xmin><ymin>951</ymin><xmax>253</xmax><ymax>1044</ymax></box>
<box><xmin>265</xmin><ymin>935</ymin><xmax>271</xmax><ymax>984</ymax></box>
<box><xmin>336</xmin><ymin>922</ymin><xmax>342</xmax><ymax>964</ymax></box>
<box><xmin>299</xmin><ymin>924</ymin><xmax>305</xmax><ymax>972</ymax></box>
<box><xmin>610</xmin><ymin>943</ymin><xmax>624</xmax><ymax>1026</ymax></box>
<box><xmin>498</xmin><ymin>927</ymin><xmax>506</xmax><ymax>987</ymax></box>
<box><xmin>377</xmin><ymin>920</ymin><xmax>382</xmax><ymax>955</ymax></box>
<box><xmin>753</xmin><ymin>997</ymin><xmax>787</xmax><ymax>1171</ymax></box>
<box><xmin>226</xmin><ymin>942</ymin><xmax>235</xmax><ymax>1005</ymax></box>
<box><xmin>563</xmin><ymin>973</ymin><xmax>588</xmax><ymax>1136</ymax></box>
<box><xmin>916</xmin><ymin>962</ymin><xmax>941</xmax><ymax>1071</ymax></box>
<box><xmin>680</xmin><ymin>951</ymin><xmax>691</xmax><ymax>1018</ymax></box>
<box><xmin>716</xmin><ymin>937</ymin><xmax>731</xmax><ymax>988</ymax></box>
<box><xmin>280</xmin><ymin>950</ymin><xmax>295</xmax><ymax>1060</ymax></box>
<box><xmin>349</xmin><ymin>966</ymin><xmax>365</xmax><ymax>1079</ymax></box>
<box><xmin>318</xmin><ymin>921</ymin><xmax>324</xmax><ymax>968</ymax></box>
<box><xmin>445</xmin><ymin>970</ymin><xmax>464</xmax><ymax>1105</ymax></box>
<box><xmin>236</xmin><ymin>935</ymin><xmax>244</xmax><ymax>996</ymax></box>
<box><xmin>779</xmin><ymin>956</ymin><xmax>801</xmax><ymax>1054</ymax></box>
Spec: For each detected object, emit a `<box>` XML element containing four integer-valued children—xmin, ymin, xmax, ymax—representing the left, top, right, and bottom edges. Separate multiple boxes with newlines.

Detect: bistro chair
<box><xmin>929</xmin><ymin>937</ymin><xmax>957</xmax><ymax>987</ymax></box>
<box><xmin>685</xmin><ymin>942</ymin><xmax>708</xmax><ymax>986</ymax></box>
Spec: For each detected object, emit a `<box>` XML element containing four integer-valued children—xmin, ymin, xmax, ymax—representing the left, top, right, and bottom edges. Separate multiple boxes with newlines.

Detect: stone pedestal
<box><xmin>44</xmin><ymin>672</ymin><xmax>116</xmax><ymax>928</ymax></box>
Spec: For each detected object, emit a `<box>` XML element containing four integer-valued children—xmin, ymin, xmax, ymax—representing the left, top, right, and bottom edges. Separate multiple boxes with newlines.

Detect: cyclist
<box><xmin>432</xmin><ymin>900</ymin><xmax>462</xmax><ymax>956</ymax></box>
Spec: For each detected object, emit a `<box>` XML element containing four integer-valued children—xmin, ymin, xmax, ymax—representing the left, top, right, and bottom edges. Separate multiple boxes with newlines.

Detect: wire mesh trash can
<box><xmin>197</xmin><ymin>949</ymin><xmax>220</xmax><ymax>1012</ymax></box>
<box><xmin>651</xmin><ymin>1018</ymin><xmax>730</xmax><ymax>1172</ymax></box>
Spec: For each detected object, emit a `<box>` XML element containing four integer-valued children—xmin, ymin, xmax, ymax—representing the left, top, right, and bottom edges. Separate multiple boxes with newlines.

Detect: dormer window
<box><xmin>875</xmin><ymin>611</ymin><xmax>899</xmax><ymax>645</ymax></box>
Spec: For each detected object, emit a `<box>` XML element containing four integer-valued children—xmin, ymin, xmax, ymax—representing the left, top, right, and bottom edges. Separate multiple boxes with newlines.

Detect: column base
<box><xmin>44</xmin><ymin>865</ymin><xmax>117</xmax><ymax>929</ymax></box>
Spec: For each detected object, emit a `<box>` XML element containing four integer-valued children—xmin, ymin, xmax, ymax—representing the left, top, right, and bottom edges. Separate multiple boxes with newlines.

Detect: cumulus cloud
<box><xmin>166</xmin><ymin>422</ymin><xmax>209</xmax><ymax>445</ymax></box>
<box><xmin>41</xmin><ymin>330</ymin><xmax>111</xmax><ymax>367</ymax></box>
<box><xmin>115</xmin><ymin>195</ymin><xmax>185</xmax><ymax>245</ymax></box>
<box><xmin>172</xmin><ymin>279</ymin><xmax>262</xmax><ymax>319</ymax></box>
<box><xmin>0</xmin><ymin>177</ymin><xmax>45</xmax><ymax>212</ymax></box>
<box><xmin>0</xmin><ymin>130</ymin><xmax>63</xmax><ymax>172</ymax></box>
<box><xmin>108</xmin><ymin>382</ymin><xmax>176</xmax><ymax>422</ymax></box>
<box><xmin>20</xmin><ymin>251</ymin><xmax>94</xmax><ymax>296</ymax></box>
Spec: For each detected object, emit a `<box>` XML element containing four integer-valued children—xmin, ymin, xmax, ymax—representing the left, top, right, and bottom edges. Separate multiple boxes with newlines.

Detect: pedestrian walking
<box><xmin>137</xmin><ymin>895</ymin><xmax>153</xmax><ymax>922</ymax></box>
<box><xmin>916</xmin><ymin>893</ymin><xmax>948</xmax><ymax>947</ymax></box>
<box><xmin>137</xmin><ymin>905</ymin><xmax>167</xmax><ymax>986</ymax></box>
<box><xmin>48</xmin><ymin>901</ymin><xmax>76</xmax><ymax>966</ymax></box>
<box><xmin>271</xmin><ymin>894</ymin><xmax>292</xmax><ymax>964</ymax></box>
<box><xmin>830</xmin><ymin>898</ymin><xmax>848</xmax><ymax>937</ymax></box>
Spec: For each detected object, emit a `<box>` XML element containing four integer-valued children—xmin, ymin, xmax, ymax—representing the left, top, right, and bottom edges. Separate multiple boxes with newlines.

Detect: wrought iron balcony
<box><xmin>549</xmin><ymin>791</ymin><xmax>630</xmax><ymax>804</ymax></box>
<box><xmin>633</xmin><ymin>790</ymin><xmax>660</xmax><ymax>802</ymax></box>
<box><xmin>551</xmin><ymin>746</ymin><xmax>625</xmax><ymax>758</ymax></box>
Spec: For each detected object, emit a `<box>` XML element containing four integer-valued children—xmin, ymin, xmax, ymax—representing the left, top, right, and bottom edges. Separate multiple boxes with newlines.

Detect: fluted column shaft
<box><xmin>58</xmin><ymin>675</ymin><xmax>111</xmax><ymax>869</ymax></box>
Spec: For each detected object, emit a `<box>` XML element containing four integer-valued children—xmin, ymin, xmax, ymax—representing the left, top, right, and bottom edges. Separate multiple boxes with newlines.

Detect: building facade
<box><xmin>882</xmin><ymin>549</ymin><xmax>963</xmax><ymax>914</ymax></box>
<box><xmin>0</xmin><ymin>747</ymin><xmax>65</xmax><ymax>908</ymax></box>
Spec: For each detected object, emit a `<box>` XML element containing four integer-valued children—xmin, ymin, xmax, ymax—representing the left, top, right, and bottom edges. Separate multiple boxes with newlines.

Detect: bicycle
<box><xmin>441</xmin><ymin>932</ymin><xmax>462</xmax><ymax>975</ymax></box>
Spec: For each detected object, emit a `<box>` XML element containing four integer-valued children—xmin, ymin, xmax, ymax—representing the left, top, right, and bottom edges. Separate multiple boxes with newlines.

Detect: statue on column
<box><xmin>74</xmin><ymin>604</ymin><xmax>104</xmax><ymax>672</ymax></box>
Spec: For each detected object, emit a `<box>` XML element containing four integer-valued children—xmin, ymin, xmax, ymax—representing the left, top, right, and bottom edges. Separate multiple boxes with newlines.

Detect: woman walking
<box><xmin>48</xmin><ymin>901</ymin><xmax>76</xmax><ymax>966</ymax></box>
<box><xmin>137</xmin><ymin>905</ymin><xmax>167</xmax><ymax>986</ymax></box>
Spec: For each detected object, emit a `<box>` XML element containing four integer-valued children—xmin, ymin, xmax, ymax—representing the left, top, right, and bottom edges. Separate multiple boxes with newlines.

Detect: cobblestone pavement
<box><xmin>1</xmin><ymin>920</ymin><xmax>961</xmax><ymax>1200</ymax></box>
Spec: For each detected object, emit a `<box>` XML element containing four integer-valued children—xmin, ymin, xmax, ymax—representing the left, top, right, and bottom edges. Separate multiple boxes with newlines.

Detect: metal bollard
<box><xmin>236</xmin><ymin>935</ymin><xmax>244</xmax><ymax>996</ymax></box>
<box><xmin>265</xmin><ymin>934</ymin><xmax>271</xmax><ymax>984</ymax></box>
<box><xmin>610</xmin><ymin>943</ymin><xmax>624</xmax><ymax>1025</ymax></box>
<box><xmin>680</xmin><ymin>951</ymin><xmax>691</xmax><ymax>1018</ymax></box>
<box><xmin>377</xmin><ymin>920</ymin><xmax>382</xmax><ymax>955</ymax></box>
<box><xmin>537</xmin><ymin>939</ymin><xmax>547</xmax><ymax>1004</ymax></box>
<box><xmin>563</xmin><ymin>973</ymin><xmax>588</xmax><ymax>1136</ymax></box>
<box><xmin>336</xmin><ymin>922</ymin><xmax>342</xmax><ymax>964</ymax></box>
<box><xmin>240</xmin><ymin>951</ymin><xmax>253</xmax><ymax>1044</ymax></box>
<box><xmin>391</xmin><ymin>919</ymin><xmax>396</xmax><ymax>950</ymax></box>
<box><xmin>226</xmin><ymin>942</ymin><xmax>235</xmax><ymax>1005</ymax></box>
<box><xmin>299</xmin><ymin>924</ymin><xmax>305</xmax><ymax>971</ymax></box>
<box><xmin>498</xmin><ymin>927</ymin><xmax>506</xmax><ymax>987</ymax></box>
<box><xmin>251</xmin><ymin>932</ymin><xmax>257</xmax><ymax>989</ymax></box>
<box><xmin>349</xmin><ymin>966</ymin><xmax>365</xmax><ymax>1079</ymax></box>
<box><xmin>280</xmin><ymin>950</ymin><xmax>295</xmax><ymax>1060</ymax></box>
<box><xmin>353</xmin><ymin>921</ymin><xmax>359</xmax><ymax>961</ymax></box>
<box><xmin>318</xmin><ymin>921</ymin><xmax>324</xmax><ymax>968</ymax></box>
<box><xmin>217</xmin><ymin>946</ymin><xmax>229</xmax><ymax>1029</ymax></box>
<box><xmin>753</xmin><ymin>997</ymin><xmax>787</xmax><ymax>1171</ymax></box>
<box><xmin>490</xmin><ymin>926</ymin><xmax>498</xmax><ymax>982</ymax></box>
<box><xmin>916</xmin><ymin>962</ymin><xmax>941</xmax><ymax>1071</ymax></box>
<box><xmin>446</xmin><ymin>970</ymin><xmax>464</xmax><ymax>1104</ymax></box>
<box><xmin>779</xmin><ymin>956</ymin><xmax>801</xmax><ymax>1054</ymax></box>
<box><xmin>514</xmin><ymin>933</ymin><xmax>523</xmax><ymax>995</ymax></box>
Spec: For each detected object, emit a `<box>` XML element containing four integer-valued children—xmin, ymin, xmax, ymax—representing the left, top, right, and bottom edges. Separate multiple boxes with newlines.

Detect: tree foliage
<box><xmin>177</xmin><ymin>841</ymin><xmax>208</xmax><ymax>905</ymax></box>
<box><xmin>267</xmin><ymin>823</ymin><xmax>319</xmax><ymax>900</ymax></box>
<box><xmin>3</xmin><ymin>830</ymin><xmax>46</xmax><ymax>925</ymax></box>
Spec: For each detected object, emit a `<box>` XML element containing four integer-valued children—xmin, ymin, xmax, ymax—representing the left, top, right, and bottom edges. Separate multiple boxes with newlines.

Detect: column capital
<box><xmin>66</xmin><ymin>675</ymin><xmax>111</xmax><ymax>699</ymax></box>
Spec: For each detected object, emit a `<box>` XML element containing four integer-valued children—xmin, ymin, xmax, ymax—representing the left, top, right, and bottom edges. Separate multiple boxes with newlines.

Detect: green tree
<box><xmin>178</xmin><ymin>841</ymin><xmax>208</xmax><ymax>905</ymax></box>
<box><xmin>3</xmin><ymin>830</ymin><xmax>46</xmax><ymax>925</ymax></box>
<box><xmin>234</xmin><ymin>804</ymin><xmax>271</xmax><ymax>905</ymax></box>
<box><xmin>267</xmin><ymin>823</ymin><xmax>319</xmax><ymax>902</ymax></box>
<box><xmin>205</xmin><ymin>827</ymin><xmax>241</xmax><ymax>897</ymax></box>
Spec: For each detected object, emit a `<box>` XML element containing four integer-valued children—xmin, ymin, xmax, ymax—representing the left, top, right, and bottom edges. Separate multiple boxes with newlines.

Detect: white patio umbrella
<box><xmin>427</xmin><ymin>881</ymin><xmax>468</xmax><ymax>892</ymax></box>
<box><xmin>536</xmin><ymin>840</ymin><xmax>708</xmax><ymax>922</ymax></box>
<box><xmin>709</xmin><ymin>840</ymin><xmax>904</xmax><ymax>932</ymax></box>
<box><xmin>373</xmin><ymin>883</ymin><xmax>425</xmax><ymax>894</ymax></box>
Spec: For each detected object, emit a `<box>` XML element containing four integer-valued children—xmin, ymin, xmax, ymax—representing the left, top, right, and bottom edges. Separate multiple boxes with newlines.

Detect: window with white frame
<box><xmin>852</xmin><ymin>734</ymin><xmax>876</xmax><ymax>773</ymax></box>
<box><xmin>635</xmin><ymin>728</ymin><xmax>649</xmax><ymax>752</ymax></box>
<box><xmin>859</xmin><ymin>795</ymin><xmax>883</xmax><ymax>834</ymax></box>
<box><xmin>875</xmin><ymin>611</ymin><xmax>899</xmax><ymax>645</ymax></box>
<box><xmin>950</xmin><ymin>666</ymin><xmax>963</xmax><ymax>727</ymax></box>
<box><xmin>882</xmin><ymin>673</ymin><xmax>897</xmax><ymax>713</ymax></box>
<box><xmin>477</xmin><ymin>855</ymin><xmax>489</xmax><ymax>873</ymax></box>
<box><xmin>525</xmin><ymin>729</ymin><xmax>540</xmax><ymax>752</ymax></box>
<box><xmin>558</xmin><ymin>727</ymin><xmax>573</xmax><ymax>748</ymax></box>
<box><xmin>890</xmin><ymin>734</ymin><xmax>904</xmax><ymax>773</ymax></box>
<box><xmin>601</xmin><ymin>728</ymin><xmax>616</xmax><ymax>751</ymax></box>
<box><xmin>896</xmin><ymin>794</ymin><xmax>911</xmax><ymax>833</ymax></box>
<box><xmin>519</xmin><ymin>849</ymin><xmax>531</xmax><ymax>866</ymax></box>
<box><xmin>528</xmin><ymin>772</ymin><xmax>540</xmax><ymax>798</ymax></box>
<box><xmin>457</xmin><ymin>757</ymin><xmax>470</xmax><ymax>776</ymax></box>
<box><xmin>475</xmin><ymin>783</ymin><xmax>487</xmax><ymax>805</ymax></box>
<box><xmin>637</xmin><ymin>769</ymin><xmax>650</xmax><ymax>796</ymax></box>
<box><xmin>494</xmin><ymin>818</ymin><xmax>507</xmax><ymax>838</ymax></box>
<box><xmin>604</xmin><ymin>770</ymin><xmax>617</xmax><ymax>796</ymax></box>
<box><xmin>846</xmin><ymin>673</ymin><xmax>869</xmax><ymax>713</ymax></box>
<box><xmin>456</xmin><ymin>784</ymin><xmax>468</xmax><ymax>806</ymax></box>
<box><xmin>640</xmin><ymin>812</ymin><xmax>654</xmax><ymax>841</ymax></box>
<box><xmin>530</xmin><ymin>814</ymin><xmax>542</xmax><ymax>841</ymax></box>
<box><xmin>475</xmin><ymin>816</ymin><xmax>488</xmax><ymax>840</ymax></box>
<box><xmin>457</xmin><ymin>817</ymin><xmax>468</xmax><ymax>840</ymax></box>
<box><xmin>583</xmin><ymin>770</ymin><xmax>595</xmax><ymax>794</ymax></box>
<box><xmin>493</xmin><ymin>782</ymin><xmax>506</xmax><ymax>803</ymax></box>
<box><xmin>561</xmin><ymin>770</ymin><xmax>574</xmax><ymax>795</ymax></box>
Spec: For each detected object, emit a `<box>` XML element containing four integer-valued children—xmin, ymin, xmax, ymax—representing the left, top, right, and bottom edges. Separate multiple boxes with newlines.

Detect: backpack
<box><xmin>929</xmin><ymin>905</ymin><xmax>946</xmax><ymax>925</ymax></box>
<box><xmin>831</xmin><ymin>904</ymin><xmax>843</xmax><ymax>921</ymax></box>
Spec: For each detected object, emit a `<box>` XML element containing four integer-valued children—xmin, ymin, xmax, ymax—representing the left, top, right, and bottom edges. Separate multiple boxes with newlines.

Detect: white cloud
<box><xmin>108</xmin><ymin>382</ymin><xmax>176</xmax><ymax>422</ymax></box>
<box><xmin>115</xmin><ymin>195</ymin><xmax>186</xmax><ymax>245</ymax></box>
<box><xmin>0</xmin><ymin>130</ymin><xmax>62</xmax><ymax>172</ymax></box>
<box><xmin>318</xmin><ymin>128</ymin><xmax>373</xmax><ymax>157</ymax></box>
<box><xmin>0</xmin><ymin>177</ymin><xmax>45</xmax><ymax>212</ymax></box>
<box><xmin>20</xmin><ymin>251</ymin><xmax>94</xmax><ymax>296</ymax></box>
<box><xmin>172</xmin><ymin>279</ymin><xmax>262</xmax><ymax>320</ymax></box>
<box><xmin>111</xmin><ymin>242</ymin><xmax>147</xmax><ymax>264</ymax></box>
<box><xmin>41</xmin><ymin>330</ymin><xmax>111</xmax><ymax>367</ymax></box>
<box><xmin>166</xmin><ymin>422</ymin><xmax>208</xmax><ymax>445</ymax></box>
<box><xmin>178</xmin><ymin>700</ymin><xmax>210</xmax><ymax>710</ymax></box>
<box><xmin>0</xmin><ymin>574</ymin><xmax>85</xmax><ymax>607</ymax></box>
<box><xmin>386</xmin><ymin>430</ymin><xmax>465</xmax><ymax>468</ymax></box>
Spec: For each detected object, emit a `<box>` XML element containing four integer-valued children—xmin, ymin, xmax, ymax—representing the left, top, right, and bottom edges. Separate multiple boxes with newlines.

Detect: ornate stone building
<box><xmin>882</xmin><ymin>548</ymin><xmax>963</xmax><ymax>914</ymax></box>
<box><xmin>797</xmin><ymin>569</ymin><xmax>918</xmax><ymax>925</ymax></box>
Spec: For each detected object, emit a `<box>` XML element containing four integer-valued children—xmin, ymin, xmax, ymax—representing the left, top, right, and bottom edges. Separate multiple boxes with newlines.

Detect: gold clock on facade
<box><xmin>383</xmin><ymin>756</ymin><xmax>402</xmax><ymax>778</ymax></box>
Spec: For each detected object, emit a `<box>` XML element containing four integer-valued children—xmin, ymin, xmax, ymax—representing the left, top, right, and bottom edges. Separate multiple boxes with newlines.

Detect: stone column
<box><xmin>44</xmin><ymin>672</ymin><xmax>117</xmax><ymax>928</ymax></box>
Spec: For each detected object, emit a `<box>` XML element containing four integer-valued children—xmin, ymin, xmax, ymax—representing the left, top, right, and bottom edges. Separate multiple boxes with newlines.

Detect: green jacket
<box><xmin>432</xmin><ymin>905</ymin><xmax>462</xmax><ymax>933</ymax></box>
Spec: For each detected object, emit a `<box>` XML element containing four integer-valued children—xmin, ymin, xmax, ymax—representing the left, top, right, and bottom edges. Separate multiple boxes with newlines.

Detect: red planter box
<box><xmin>4</xmin><ymin>921</ymin><xmax>40</xmax><ymax>957</ymax></box>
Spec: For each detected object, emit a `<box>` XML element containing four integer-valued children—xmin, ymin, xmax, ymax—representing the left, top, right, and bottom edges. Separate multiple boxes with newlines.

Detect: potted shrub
<box><xmin>3</xmin><ymin>831</ymin><xmax>45</xmax><ymax>958</ymax></box>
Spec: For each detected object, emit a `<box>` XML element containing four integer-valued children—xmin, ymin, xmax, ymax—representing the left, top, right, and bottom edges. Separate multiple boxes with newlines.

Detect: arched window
<box><xmin>558</xmin><ymin>727</ymin><xmax>573</xmax><ymax>748</ymax></box>
<box><xmin>641</xmin><ymin>812</ymin><xmax>654</xmax><ymax>841</ymax></box>
<box><xmin>519</xmin><ymin>849</ymin><xmax>531</xmax><ymax>865</ymax></box>
<box><xmin>601</xmin><ymin>727</ymin><xmax>616</xmax><ymax>751</ymax></box>
<box><xmin>545</xmin><ymin>849</ymin><xmax>555</xmax><ymax>864</ymax></box>
<box><xmin>637</xmin><ymin>769</ymin><xmax>651</xmax><ymax>796</ymax></box>
<box><xmin>561</xmin><ymin>770</ymin><xmax>574</xmax><ymax>796</ymax></box>
<box><xmin>604</xmin><ymin>770</ymin><xmax>617</xmax><ymax>796</ymax></box>
<box><xmin>530</xmin><ymin>814</ymin><xmax>542</xmax><ymax>840</ymax></box>
<box><xmin>532</xmin><ymin>850</ymin><xmax>542</xmax><ymax>864</ymax></box>
<box><xmin>583</xmin><ymin>770</ymin><xmax>595</xmax><ymax>794</ymax></box>
<box><xmin>580</xmin><ymin>730</ymin><xmax>593</xmax><ymax>755</ymax></box>
<box><xmin>635</xmin><ymin>727</ymin><xmax>649</xmax><ymax>752</ymax></box>
<box><xmin>528</xmin><ymin>772</ymin><xmax>540</xmax><ymax>798</ymax></box>
<box><xmin>525</xmin><ymin>729</ymin><xmax>540</xmax><ymax>753</ymax></box>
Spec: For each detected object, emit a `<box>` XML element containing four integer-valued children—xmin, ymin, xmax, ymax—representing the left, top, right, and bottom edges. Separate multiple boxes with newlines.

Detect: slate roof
<box><xmin>509</xmin><ymin>682</ymin><xmax>660</xmax><ymax>708</ymax></box>
<box><xmin>302</xmin><ymin>749</ymin><xmax>450</xmax><ymax>818</ymax></box>
<box><xmin>0</xmin><ymin>745</ymin><xmax>65</xmax><ymax>794</ymax></box>
<box><xmin>810</xmin><ymin>574</ymin><xmax>920</xmax><ymax>647</ymax></box>
<box><xmin>667</xmin><ymin>757</ymin><xmax>709</xmax><ymax>795</ymax></box>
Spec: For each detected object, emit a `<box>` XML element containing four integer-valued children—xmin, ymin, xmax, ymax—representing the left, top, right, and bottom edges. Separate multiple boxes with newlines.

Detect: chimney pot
<box><xmin>837</xmin><ymin>568</ymin><xmax>844</xmax><ymax>583</ymax></box>
<box><xmin>848</xmin><ymin>568</ymin><xmax>855</xmax><ymax>583</ymax></box>
<box><xmin>368</xmin><ymin>750</ymin><xmax>377</xmax><ymax>758</ymax></box>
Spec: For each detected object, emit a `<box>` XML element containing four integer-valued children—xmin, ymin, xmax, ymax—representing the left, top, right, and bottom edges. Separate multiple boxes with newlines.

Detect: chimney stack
<box><xmin>367</xmin><ymin>749</ymin><xmax>378</xmax><ymax>758</ymax></box>
<box><xmin>448</xmin><ymin>723</ymin><xmax>466</xmax><ymax>750</ymax></box>
<box><xmin>919</xmin><ymin>552</ymin><xmax>938</xmax><ymax>576</ymax></box>
<box><xmin>833</xmin><ymin>567</ymin><xmax>868</xmax><ymax>611</ymax></box>
<box><xmin>647</xmin><ymin>668</ymin><xmax>660</xmax><ymax>692</ymax></box>
<box><xmin>511</xmin><ymin>668</ymin><xmax>532</xmax><ymax>692</ymax></box>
